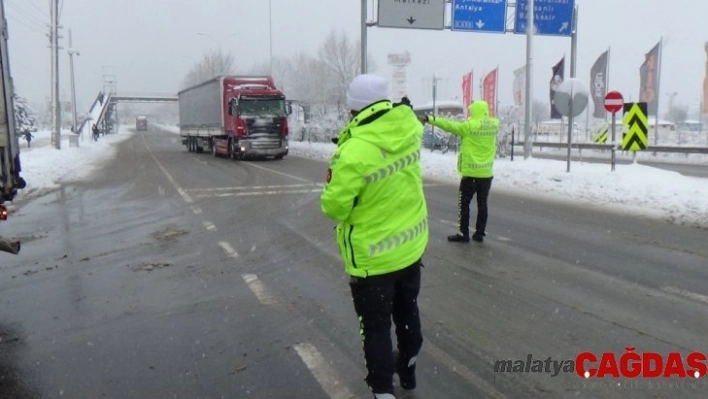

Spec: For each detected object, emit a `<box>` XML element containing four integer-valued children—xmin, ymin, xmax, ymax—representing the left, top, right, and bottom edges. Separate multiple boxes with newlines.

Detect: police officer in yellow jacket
<box><xmin>321</xmin><ymin>74</ymin><xmax>428</xmax><ymax>399</ymax></box>
<box><xmin>420</xmin><ymin>100</ymin><xmax>499</xmax><ymax>243</ymax></box>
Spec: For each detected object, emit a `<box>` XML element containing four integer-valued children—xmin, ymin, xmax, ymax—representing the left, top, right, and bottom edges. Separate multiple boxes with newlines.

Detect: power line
<box><xmin>6</xmin><ymin>0</ymin><xmax>47</xmax><ymax>27</ymax></box>
<box><xmin>59</xmin><ymin>0</ymin><xmax>65</xmax><ymax>21</ymax></box>
<box><xmin>26</xmin><ymin>0</ymin><xmax>50</xmax><ymax>19</ymax></box>
<box><xmin>6</xmin><ymin>14</ymin><xmax>45</xmax><ymax>36</ymax></box>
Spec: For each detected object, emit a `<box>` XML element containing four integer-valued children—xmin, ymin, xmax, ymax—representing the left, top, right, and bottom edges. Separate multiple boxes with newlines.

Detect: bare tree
<box><xmin>666</xmin><ymin>103</ymin><xmax>689</xmax><ymax>124</ymax></box>
<box><xmin>182</xmin><ymin>50</ymin><xmax>236</xmax><ymax>89</ymax></box>
<box><xmin>532</xmin><ymin>100</ymin><xmax>550</xmax><ymax>125</ymax></box>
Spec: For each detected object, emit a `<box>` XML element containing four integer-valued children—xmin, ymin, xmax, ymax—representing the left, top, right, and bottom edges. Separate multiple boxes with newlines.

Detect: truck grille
<box><xmin>250</xmin><ymin>139</ymin><xmax>282</xmax><ymax>149</ymax></box>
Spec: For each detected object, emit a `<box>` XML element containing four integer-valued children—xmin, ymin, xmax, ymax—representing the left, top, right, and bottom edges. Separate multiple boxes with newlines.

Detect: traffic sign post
<box><xmin>377</xmin><ymin>0</ymin><xmax>445</xmax><ymax>30</ymax></box>
<box><xmin>514</xmin><ymin>0</ymin><xmax>575</xmax><ymax>36</ymax></box>
<box><xmin>554</xmin><ymin>78</ymin><xmax>588</xmax><ymax>172</ymax></box>
<box><xmin>451</xmin><ymin>0</ymin><xmax>508</xmax><ymax>34</ymax></box>
<box><xmin>604</xmin><ymin>91</ymin><xmax>624</xmax><ymax>171</ymax></box>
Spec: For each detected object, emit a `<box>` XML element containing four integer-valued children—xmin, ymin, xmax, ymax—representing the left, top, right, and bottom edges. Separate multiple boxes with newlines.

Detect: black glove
<box><xmin>331</xmin><ymin>137</ymin><xmax>339</xmax><ymax>144</ymax></box>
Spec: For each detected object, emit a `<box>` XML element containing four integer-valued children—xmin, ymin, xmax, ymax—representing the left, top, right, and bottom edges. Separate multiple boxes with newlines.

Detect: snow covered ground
<box><xmin>289</xmin><ymin>141</ymin><xmax>708</xmax><ymax>229</ymax></box>
<box><xmin>9</xmin><ymin>125</ymin><xmax>708</xmax><ymax>229</ymax></box>
<box><xmin>13</xmin><ymin>126</ymin><xmax>136</xmax><ymax>202</ymax></box>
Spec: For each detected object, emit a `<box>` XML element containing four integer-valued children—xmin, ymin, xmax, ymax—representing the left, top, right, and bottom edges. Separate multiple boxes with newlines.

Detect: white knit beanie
<box><xmin>346</xmin><ymin>74</ymin><xmax>389</xmax><ymax>112</ymax></box>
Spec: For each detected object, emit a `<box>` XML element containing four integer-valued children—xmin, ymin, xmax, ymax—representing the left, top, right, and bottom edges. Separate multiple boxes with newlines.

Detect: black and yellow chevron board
<box><xmin>593</xmin><ymin>126</ymin><xmax>608</xmax><ymax>143</ymax></box>
<box><xmin>622</xmin><ymin>102</ymin><xmax>649</xmax><ymax>151</ymax></box>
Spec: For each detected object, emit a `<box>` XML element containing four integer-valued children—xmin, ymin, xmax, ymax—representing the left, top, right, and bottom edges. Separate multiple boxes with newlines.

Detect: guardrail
<box><xmin>514</xmin><ymin>142</ymin><xmax>708</xmax><ymax>155</ymax></box>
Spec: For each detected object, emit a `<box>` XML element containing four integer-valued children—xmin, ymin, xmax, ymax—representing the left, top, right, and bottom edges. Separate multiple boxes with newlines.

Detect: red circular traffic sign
<box><xmin>604</xmin><ymin>91</ymin><xmax>624</xmax><ymax>113</ymax></box>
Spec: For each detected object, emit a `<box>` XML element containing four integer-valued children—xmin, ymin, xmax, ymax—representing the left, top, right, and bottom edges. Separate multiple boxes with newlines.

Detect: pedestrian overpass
<box><xmin>76</xmin><ymin>91</ymin><xmax>178</xmax><ymax>138</ymax></box>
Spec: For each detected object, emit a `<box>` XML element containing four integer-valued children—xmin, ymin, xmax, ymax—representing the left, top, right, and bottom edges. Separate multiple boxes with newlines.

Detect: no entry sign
<box><xmin>604</xmin><ymin>91</ymin><xmax>624</xmax><ymax>114</ymax></box>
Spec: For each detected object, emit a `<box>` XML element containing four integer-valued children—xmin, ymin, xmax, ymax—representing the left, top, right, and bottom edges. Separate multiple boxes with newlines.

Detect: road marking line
<box><xmin>191</xmin><ymin>207</ymin><xmax>202</xmax><ymax>215</ymax></box>
<box><xmin>141</xmin><ymin>134</ymin><xmax>193</xmax><ymax>203</ymax></box>
<box><xmin>243</xmin><ymin>161</ymin><xmax>312</xmax><ymax>183</ymax></box>
<box><xmin>185</xmin><ymin>184</ymin><xmax>320</xmax><ymax>192</ymax></box>
<box><xmin>661</xmin><ymin>286</ymin><xmax>708</xmax><ymax>305</ymax></box>
<box><xmin>439</xmin><ymin>219</ymin><xmax>458</xmax><ymax>227</ymax></box>
<box><xmin>425</xmin><ymin>341</ymin><xmax>506</xmax><ymax>399</ymax></box>
<box><xmin>218</xmin><ymin>241</ymin><xmax>238</xmax><ymax>259</ymax></box>
<box><xmin>294</xmin><ymin>343</ymin><xmax>354</xmax><ymax>399</ymax></box>
<box><xmin>202</xmin><ymin>221</ymin><xmax>216</xmax><ymax>231</ymax></box>
<box><xmin>197</xmin><ymin>188</ymin><xmax>322</xmax><ymax>198</ymax></box>
<box><xmin>279</xmin><ymin>219</ymin><xmax>341</xmax><ymax>261</ymax></box>
<box><xmin>241</xmin><ymin>274</ymin><xmax>277</xmax><ymax>305</ymax></box>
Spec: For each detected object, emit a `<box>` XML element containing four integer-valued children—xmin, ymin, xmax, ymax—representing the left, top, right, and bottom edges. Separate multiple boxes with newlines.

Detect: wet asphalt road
<box><xmin>1</xmin><ymin>126</ymin><xmax>708</xmax><ymax>399</ymax></box>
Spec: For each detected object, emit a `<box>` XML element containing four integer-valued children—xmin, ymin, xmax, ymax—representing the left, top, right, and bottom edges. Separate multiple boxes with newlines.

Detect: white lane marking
<box><xmin>439</xmin><ymin>219</ymin><xmax>458</xmax><ymax>227</ymax></box>
<box><xmin>293</xmin><ymin>343</ymin><xmax>354</xmax><ymax>399</ymax></box>
<box><xmin>185</xmin><ymin>183</ymin><xmax>322</xmax><ymax>192</ymax></box>
<box><xmin>191</xmin><ymin>207</ymin><xmax>203</xmax><ymax>215</ymax></box>
<box><xmin>241</xmin><ymin>274</ymin><xmax>277</xmax><ymax>305</ymax></box>
<box><xmin>218</xmin><ymin>241</ymin><xmax>239</xmax><ymax>259</ymax></box>
<box><xmin>425</xmin><ymin>341</ymin><xmax>506</xmax><ymax>399</ymax></box>
<box><xmin>141</xmin><ymin>134</ymin><xmax>193</xmax><ymax>203</ymax></box>
<box><xmin>202</xmin><ymin>220</ymin><xmax>216</xmax><ymax>231</ymax></box>
<box><xmin>158</xmin><ymin>186</ymin><xmax>165</xmax><ymax>196</ymax></box>
<box><xmin>661</xmin><ymin>286</ymin><xmax>708</xmax><ymax>305</ymax></box>
<box><xmin>197</xmin><ymin>188</ymin><xmax>321</xmax><ymax>198</ymax></box>
<box><xmin>243</xmin><ymin>161</ymin><xmax>312</xmax><ymax>183</ymax></box>
<box><xmin>279</xmin><ymin>219</ymin><xmax>341</xmax><ymax>261</ymax></box>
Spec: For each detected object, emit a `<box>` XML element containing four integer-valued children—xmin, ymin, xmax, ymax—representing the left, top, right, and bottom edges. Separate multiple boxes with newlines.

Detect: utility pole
<box><xmin>67</xmin><ymin>29</ymin><xmax>79</xmax><ymax>138</ymax></box>
<box><xmin>50</xmin><ymin>0</ymin><xmax>61</xmax><ymax>149</ymax></box>
<box><xmin>666</xmin><ymin>91</ymin><xmax>678</xmax><ymax>115</ymax></box>
<box><xmin>523</xmin><ymin>0</ymin><xmax>535</xmax><ymax>159</ymax></box>
<box><xmin>360</xmin><ymin>0</ymin><xmax>367</xmax><ymax>74</ymax></box>
<box><xmin>268</xmin><ymin>0</ymin><xmax>273</xmax><ymax>75</ymax></box>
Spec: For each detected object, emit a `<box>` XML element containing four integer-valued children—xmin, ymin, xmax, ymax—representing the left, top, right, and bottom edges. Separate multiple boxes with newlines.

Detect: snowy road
<box><xmin>1</xmin><ymin>126</ymin><xmax>708</xmax><ymax>398</ymax></box>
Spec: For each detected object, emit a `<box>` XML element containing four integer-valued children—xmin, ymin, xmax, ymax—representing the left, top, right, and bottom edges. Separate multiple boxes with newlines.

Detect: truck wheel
<box><xmin>274</xmin><ymin>155</ymin><xmax>284</xmax><ymax>160</ymax></box>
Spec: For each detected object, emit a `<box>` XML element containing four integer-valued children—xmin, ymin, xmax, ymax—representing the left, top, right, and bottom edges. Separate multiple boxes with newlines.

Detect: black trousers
<box><xmin>458</xmin><ymin>176</ymin><xmax>493</xmax><ymax>237</ymax></box>
<box><xmin>349</xmin><ymin>262</ymin><xmax>423</xmax><ymax>394</ymax></box>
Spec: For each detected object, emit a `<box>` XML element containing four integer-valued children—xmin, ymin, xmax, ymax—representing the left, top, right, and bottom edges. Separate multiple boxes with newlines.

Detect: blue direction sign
<box><xmin>451</xmin><ymin>0</ymin><xmax>508</xmax><ymax>33</ymax></box>
<box><xmin>514</xmin><ymin>0</ymin><xmax>575</xmax><ymax>37</ymax></box>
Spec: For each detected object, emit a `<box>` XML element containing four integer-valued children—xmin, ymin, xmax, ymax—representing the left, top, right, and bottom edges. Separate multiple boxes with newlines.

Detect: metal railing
<box><xmin>513</xmin><ymin>141</ymin><xmax>708</xmax><ymax>155</ymax></box>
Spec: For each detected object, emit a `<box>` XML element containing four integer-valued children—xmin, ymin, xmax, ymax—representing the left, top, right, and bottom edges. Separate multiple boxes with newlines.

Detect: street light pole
<box><xmin>67</xmin><ymin>29</ymin><xmax>80</xmax><ymax>139</ymax></box>
<box><xmin>269</xmin><ymin>0</ymin><xmax>273</xmax><ymax>75</ymax></box>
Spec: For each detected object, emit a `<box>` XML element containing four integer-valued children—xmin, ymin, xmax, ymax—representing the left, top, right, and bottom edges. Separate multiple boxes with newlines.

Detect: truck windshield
<box><xmin>239</xmin><ymin>99</ymin><xmax>286</xmax><ymax>118</ymax></box>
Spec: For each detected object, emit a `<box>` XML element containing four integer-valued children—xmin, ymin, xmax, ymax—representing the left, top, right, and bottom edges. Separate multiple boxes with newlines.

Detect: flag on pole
<box><xmin>590</xmin><ymin>50</ymin><xmax>608</xmax><ymax>119</ymax></box>
<box><xmin>461</xmin><ymin>71</ymin><xmax>473</xmax><ymax>107</ymax></box>
<box><xmin>703</xmin><ymin>42</ymin><xmax>708</xmax><ymax>114</ymax></box>
<box><xmin>639</xmin><ymin>41</ymin><xmax>661</xmax><ymax>115</ymax></box>
<box><xmin>482</xmin><ymin>68</ymin><xmax>498</xmax><ymax>117</ymax></box>
<box><xmin>550</xmin><ymin>57</ymin><xmax>565</xmax><ymax>119</ymax></box>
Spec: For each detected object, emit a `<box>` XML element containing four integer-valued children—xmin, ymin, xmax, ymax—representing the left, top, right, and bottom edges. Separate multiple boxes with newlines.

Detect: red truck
<box><xmin>178</xmin><ymin>75</ymin><xmax>290</xmax><ymax>160</ymax></box>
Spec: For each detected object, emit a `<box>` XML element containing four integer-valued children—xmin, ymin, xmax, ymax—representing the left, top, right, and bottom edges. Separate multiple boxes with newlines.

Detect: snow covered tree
<box><xmin>13</xmin><ymin>95</ymin><xmax>37</xmax><ymax>133</ymax></box>
<box><xmin>182</xmin><ymin>50</ymin><xmax>236</xmax><ymax>89</ymax></box>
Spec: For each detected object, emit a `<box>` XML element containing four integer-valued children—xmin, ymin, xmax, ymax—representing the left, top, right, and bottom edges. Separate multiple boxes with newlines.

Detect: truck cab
<box><xmin>227</xmin><ymin>93</ymin><xmax>291</xmax><ymax>158</ymax></box>
<box><xmin>136</xmin><ymin>116</ymin><xmax>148</xmax><ymax>131</ymax></box>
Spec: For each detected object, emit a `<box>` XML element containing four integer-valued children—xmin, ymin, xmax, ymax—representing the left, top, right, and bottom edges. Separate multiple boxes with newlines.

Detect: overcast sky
<box><xmin>4</xmin><ymin>0</ymin><xmax>708</xmax><ymax>118</ymax></box>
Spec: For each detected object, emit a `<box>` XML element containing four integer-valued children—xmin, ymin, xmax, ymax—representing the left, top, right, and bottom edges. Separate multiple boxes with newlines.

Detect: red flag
<box><xmin>482</xmin><ymin>68</ymin><xmax>498</xmax><ymax>117</ymax></box>
<box><xmin>461</xmin><ymin>71</ymin><xmax>472</xmax><ymax>112</ymax></box>
<box><xmin>703</xmin><ymin>42</ymin><xmax>708</xmax><ymax>114</ymax></box>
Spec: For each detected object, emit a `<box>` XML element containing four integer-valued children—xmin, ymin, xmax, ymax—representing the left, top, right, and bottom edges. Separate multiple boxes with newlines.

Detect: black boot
<box><xmin>447</xmin><ymin>233</ymin><xmax>469</xmax><ymax>243</ymax></box>
<box><xmin>472</xmin><ymin>232</ymin><xmax>485</xmax><ymax>242</ymax></box>
<box><xmin>393</xmin><ymin>350</ymin><xmax>416</xmax><ymax>390</ymax></box>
